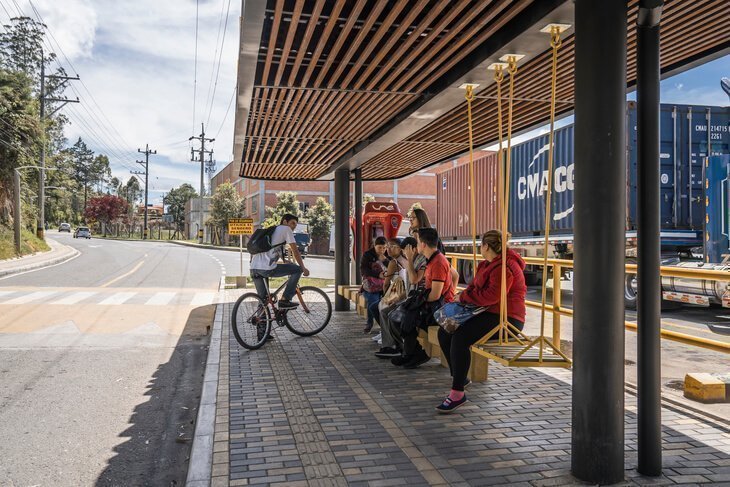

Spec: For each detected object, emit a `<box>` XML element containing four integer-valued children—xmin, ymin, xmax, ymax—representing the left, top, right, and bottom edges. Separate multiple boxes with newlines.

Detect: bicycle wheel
<box><xmin>231</xmin><ymin>293</ymin><xmax>272</xmax><ymax>350</ymax></box>
<box><xmin>285</xmin><ymin>286</ymin><xmax>332</xmax><ymax>337</ymax></box>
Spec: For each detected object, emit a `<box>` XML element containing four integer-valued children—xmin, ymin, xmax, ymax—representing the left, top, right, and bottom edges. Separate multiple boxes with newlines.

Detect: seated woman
<box><xmin>374</xmin><ymin>237</ymin><xmax>410</xmax><ymax>357</ymax></box>
<box><xmin>436</xmin><ymin>230</ymin><xmax>526</xmax><ymax>413</ymax></box>
<box><xmin>360</xmin><ymin>236</ymin><xmax>389</xmax><ymax>333</ymax></box>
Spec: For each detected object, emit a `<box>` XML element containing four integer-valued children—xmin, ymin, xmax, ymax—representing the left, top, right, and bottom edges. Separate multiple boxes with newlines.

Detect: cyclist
<box><xmin>250</xmin><ymin>214</ymin><xmax>310</xmax><ymax>309</ymax></box>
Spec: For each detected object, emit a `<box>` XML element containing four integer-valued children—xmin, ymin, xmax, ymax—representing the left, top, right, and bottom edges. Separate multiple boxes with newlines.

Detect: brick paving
<box><xmin>209</xmin><ymin>293</ymin><xmax>730</xmax><ymax>486</ymax></box>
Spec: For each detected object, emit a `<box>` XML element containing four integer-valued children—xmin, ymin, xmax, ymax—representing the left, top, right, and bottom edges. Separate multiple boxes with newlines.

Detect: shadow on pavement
<box><xmin>95</xmin><ymin>304</ymin><xmax>214</xmax><ymax>486</ymax></box>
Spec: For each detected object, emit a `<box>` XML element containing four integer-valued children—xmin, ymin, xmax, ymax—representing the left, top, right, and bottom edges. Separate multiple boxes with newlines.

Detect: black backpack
<box><xmin>247</xmin><ymin>226</ymin><xmax>284</xmax><ymax>254</ymax></box>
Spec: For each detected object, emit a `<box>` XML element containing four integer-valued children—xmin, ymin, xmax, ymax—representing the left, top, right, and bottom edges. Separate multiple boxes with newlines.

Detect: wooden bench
<box><xmin>337</xmin><ymin>286</ymin><xmax>489</xmax><ymax>382</ymax></box>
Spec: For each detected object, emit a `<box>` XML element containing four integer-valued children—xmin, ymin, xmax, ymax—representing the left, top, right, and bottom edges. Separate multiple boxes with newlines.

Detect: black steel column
<box><xmin>335</xmin><ymin>168</ymin><xmax>351</xmax><ymax>311</ymax></box>
<box><xmin>572</xmin><ymin>0</ymin><xmax>627</xmax><ymax>484</ymax></box>
<box><xmin>354</xmin><ymin>168</ymin><xmax>363</xmax><ymax>284</ymax></box>
<box><xmin>637</xmin><ymin>0</ymin><xmax>663</xmax><ymax>476</ymax></box>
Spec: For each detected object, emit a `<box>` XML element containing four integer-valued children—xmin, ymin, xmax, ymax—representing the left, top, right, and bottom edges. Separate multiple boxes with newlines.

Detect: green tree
<box><xmin>363</xmin><ymin>193</ymin><xmax>375</xmax><ymax>205</ymax></box>
<box><xmin>165</xmin><ymin>183</ymin><xmax>197</xmax><ymax>234</ymax></box>
<box><xmin>408</xmin><ymin>201</ymin><xmax>423</xmax><ymax>216</ymax></box>
<box><xmin>0</xmin><ymin>16</ymin><xmax>55</xmax><ymax>87</ymax></box>
<box><xmin>263</xmin><ymin>191</ymin><xmax>302</xmax><ymax>228</ymax></box>
<box><xmin>209</xmin><ymin>181</ymin><xmax>242</xmax><ymax>244</ymax></box>
<box><xmin>306</xmin><ymin>197</ymin><xmax>333</xmax><ymax>240</ymax></box>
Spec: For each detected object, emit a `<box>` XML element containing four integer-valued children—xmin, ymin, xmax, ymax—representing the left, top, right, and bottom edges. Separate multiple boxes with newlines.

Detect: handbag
<box><xmin>434</xmin><ymin>302</ymin><xmax>487</xmax><ymax>334</ymax></box>
<box><xmin>392</xmin><ymin>287</ymin><xmax>430</xmax><ymax>334</ymax></box>
<box><xmin>361</xmin><ymin>275</ymin><xmax>384</xmax><ymax>293</ymax></box>
<box><xmin>382</xmin><ymin>276</ymin><xmax>406</xmax><ymax>305</ymax></box>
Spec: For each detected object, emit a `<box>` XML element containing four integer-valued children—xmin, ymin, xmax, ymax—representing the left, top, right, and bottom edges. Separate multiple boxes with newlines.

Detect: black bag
<box><xmin>393</xmin><ymin>288</ymin><xmax>430</xmax><ymax>334</ymax></box>
<box><xmin>247</xmin><ymin>226</ymin><xmax>284</xmax><ymax>254</ymax></box>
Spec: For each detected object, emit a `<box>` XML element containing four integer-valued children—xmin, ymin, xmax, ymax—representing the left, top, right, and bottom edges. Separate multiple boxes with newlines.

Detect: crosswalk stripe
<box><xmin>4</xmin><ymin>291</ymin><xmax>58</xmax><ymax>305</ymax></box>
<box><xmin>50</xmin><ymin>291</ymin><xmax>97</xmax><ymax>305</ymax></box>
<box><xmin>145</xmin><ymin>292</ymin><xmax>176</xmax><ymax>306</ymax></box>
<box><xmin>190</xmin><ymin>292</ymin><xmax>216</xmax><ymax>306</ymax></box>
<box><xmin>98</xmin><ymin>292</ymin><xmax>137</xmax><ymax>305</ymax></box>
<box><xmin>0</xmin><ymin>291</ymin><xmax>16</xmax><ymax>301</ymax></box>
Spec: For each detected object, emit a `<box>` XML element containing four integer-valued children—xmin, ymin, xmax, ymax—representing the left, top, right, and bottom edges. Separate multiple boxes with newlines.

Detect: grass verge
<box><xmin>0</xmin><ymin>223</ymin><xmax>50</xmax><ymax>260</ymax></box>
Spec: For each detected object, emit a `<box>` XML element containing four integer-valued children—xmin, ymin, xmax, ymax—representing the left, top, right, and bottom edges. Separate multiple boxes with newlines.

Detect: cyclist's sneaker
<box><xmin>256</xmin><ymin>323</ymin><xmax>268</xmax><ymax>342</ymax></box>
<box><xmin>278</xmin><ymin>299</ymin><xmax>298</xmax><ymax>309</ymax></box>
<box><xmin>375</xmin><ymin>347</ymin><xmax>401</xmax><ymax>358</ymax></box>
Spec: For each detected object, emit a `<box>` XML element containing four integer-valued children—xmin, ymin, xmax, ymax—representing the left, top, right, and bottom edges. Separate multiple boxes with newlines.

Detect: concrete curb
<box><xmin>0</xmin><ymin>241</ymin><xmax>80</xmax><ymax>278</ymax></box>
<box><xmin>186</xmin><ymin>277</ymin><xmax>224</xmax><ymax>486</ymax></box>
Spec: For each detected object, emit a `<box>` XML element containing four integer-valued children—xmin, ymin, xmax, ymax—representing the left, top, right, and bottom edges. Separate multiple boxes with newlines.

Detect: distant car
<box><xmin>74</xmin><ymin>227</ymin><xmax>91</xmax><ymax>239</ymax></box>
<box><xmin>59</xmin><ymin>223</ymin><xmax>71</xmax><ymax>232</ymax></box>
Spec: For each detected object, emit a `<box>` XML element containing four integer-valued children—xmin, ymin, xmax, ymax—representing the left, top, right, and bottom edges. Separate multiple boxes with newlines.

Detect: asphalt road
<box><xmin>0</xmin><ymin>232</ymin><xmax>222</xmax><ymax>486</ymax></box>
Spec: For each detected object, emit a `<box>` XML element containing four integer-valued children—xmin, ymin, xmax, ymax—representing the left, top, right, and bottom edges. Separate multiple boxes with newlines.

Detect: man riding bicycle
<box><xmin>250</xmin><ymin>214</ymin><xmax>310</xmax><ymax>309</ymax></box>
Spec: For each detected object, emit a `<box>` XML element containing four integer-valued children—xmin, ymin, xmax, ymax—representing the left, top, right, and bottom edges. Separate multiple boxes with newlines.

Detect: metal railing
<box><xmin>447</xmin><ymin>252</ymin><xmax>730</xmax><ymax>354</ymax></box>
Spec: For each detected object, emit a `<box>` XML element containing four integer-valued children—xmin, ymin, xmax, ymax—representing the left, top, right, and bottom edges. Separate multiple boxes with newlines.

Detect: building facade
<box><xmin>211</xmin><ymin>161</ymin><xmax>440</xmax><ymax>226</ymax></box>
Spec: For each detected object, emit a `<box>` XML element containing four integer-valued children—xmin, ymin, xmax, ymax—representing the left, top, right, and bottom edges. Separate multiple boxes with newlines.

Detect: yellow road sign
<box><xmin>228</xmin><ymin>218</ymin><xmax>254</xmax><ymax>235</ymax></box>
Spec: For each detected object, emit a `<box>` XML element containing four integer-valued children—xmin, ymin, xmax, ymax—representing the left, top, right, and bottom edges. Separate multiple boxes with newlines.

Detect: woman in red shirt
<box><xmin>435</xmin><ymin>230</ymin><xmax>527</xmax><ymax>413</ymax></box>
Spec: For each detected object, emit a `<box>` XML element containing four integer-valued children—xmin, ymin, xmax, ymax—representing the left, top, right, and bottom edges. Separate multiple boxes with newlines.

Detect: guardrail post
<box><xmin>552</xmin><ymin>263</ymin><xmax>561</xmax><ymax>352</ymax></box>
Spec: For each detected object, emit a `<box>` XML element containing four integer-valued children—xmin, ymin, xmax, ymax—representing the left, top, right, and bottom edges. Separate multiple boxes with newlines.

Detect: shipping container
<box><xmin>438</xmin><ymin>103</ymin><xmax>730</xmax><ymax>247</ymax></box>
<box><xmin>436</xmin><ymin>152</ymin><xmax>500</xmax><ymax>241</ymax></box>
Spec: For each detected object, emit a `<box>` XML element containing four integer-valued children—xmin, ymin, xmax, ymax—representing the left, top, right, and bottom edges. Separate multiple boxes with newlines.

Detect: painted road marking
<box><xmin>0</xmin><ymin>291</ymin><xmax>17</xmax><ymax>301</ymax></box>
<box><xmin>4</xmin><ymin>291</ymin><xmax>58</xmax><ymax>305</ymax></box>
<box><xmin>100</xmin><ymin>255</ymin><xmax>148</xmax><ymax>288</ymax></box>
<box><xmin>98</xmin><ymin>292</ymin><xmax>137</xmax><ymax>305</ymax></box>
<box><xmin>50</xmin><ymin>291</ymin><xmax>97</xmax><ymax>305</ymax></box>
<box><xmin>190</xmin><ymin>292</ymin><xmax>216</xmax><ymax>306</ymax></box>
<box><xmin>145</xmin><ymin>292</ymin><xmax>176</xmax><ymax>306</ymax></box>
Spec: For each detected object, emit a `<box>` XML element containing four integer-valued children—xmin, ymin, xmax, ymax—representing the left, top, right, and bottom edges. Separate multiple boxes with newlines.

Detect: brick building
<box><xmin>211</xmin><ymin>161</ymin><xmax>440</xmax><ymax>226</ymax></box>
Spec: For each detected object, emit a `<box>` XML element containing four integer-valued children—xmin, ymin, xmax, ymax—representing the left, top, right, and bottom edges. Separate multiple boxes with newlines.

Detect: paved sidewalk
<box><xmin>197</xmin><ymin>293</ymin><xmax>730</xmax><ymax>486</ymax></box>
<box><xmin>0</xmin><ymin>237</ymin><xmax>79</xmax><ymax>278</ymax></box>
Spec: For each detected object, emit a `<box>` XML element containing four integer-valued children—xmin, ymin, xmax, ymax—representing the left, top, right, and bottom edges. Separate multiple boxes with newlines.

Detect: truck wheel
<box><xmin>524</xmin><ymin>271</ymin><xmax>540</xmax><ymax>287</ymax></box>
<box><xmin>460</xmin><ymin>260</ymin><xmax>475</xmax><ymax>285</ymax></box>
<box><xmin>624</xmin><ymin>258</ymin><xmax>638</xmax><ymax>310</ymax></box>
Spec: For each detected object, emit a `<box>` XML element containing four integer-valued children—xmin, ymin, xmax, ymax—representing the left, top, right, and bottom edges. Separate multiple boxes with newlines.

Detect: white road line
<box><xmin>190</xmin><ymin>292</ymin><xmax>216</xmax><ymax>306</ymax></box>
<box><xmin>50</xmin><ymin>291</ymin><xmax>97</xmax><ymax>305</ymax></box>
<box><xmin>0</xmin><ymin>291</ymin><xmax>17</xmax><ymax>301</ymax></box>
<box><xmin>145</xmin><ymin>292</ymin><xmax>176</xmax><ymax>306</ymax></box>
<box><xmin>98</xmin><ymin>292</ymin><xmax>137</xmax><ymax>305</ymax></box>
<box><xmin>3</xmin><ymin>290</ymin><xmax>58</xmax><ymax>305</ymax></box>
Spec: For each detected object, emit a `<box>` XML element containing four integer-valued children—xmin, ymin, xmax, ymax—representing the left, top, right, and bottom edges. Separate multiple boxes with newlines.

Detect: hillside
<box><xmin>0</xmin><ymin>222</ymin><xmax>50</xmax><ymax>260</ymax></box>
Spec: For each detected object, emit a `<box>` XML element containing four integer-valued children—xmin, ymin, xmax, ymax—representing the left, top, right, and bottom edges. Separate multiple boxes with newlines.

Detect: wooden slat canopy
<box><xmin>237</xmin><ymin>0</ymin><xmax>730</xmax><ymax>181</ymax></box>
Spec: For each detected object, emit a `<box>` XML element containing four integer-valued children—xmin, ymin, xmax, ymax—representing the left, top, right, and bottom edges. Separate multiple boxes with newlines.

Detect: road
<box><xmin>0</xmin><ymin>232</ymin><xmax>225</xmax><ymax>486</ymax></box>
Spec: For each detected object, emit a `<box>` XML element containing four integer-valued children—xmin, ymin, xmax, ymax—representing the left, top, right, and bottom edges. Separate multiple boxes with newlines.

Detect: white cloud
<box><xmin>675</xmin><ymin>82</ymin><xmax>684</xmax><ymax>91</ymax></box>
<box><xmin>9</xmin><ymin>0</ymin><xmax>240</xmax><ymax>204</ymax></box>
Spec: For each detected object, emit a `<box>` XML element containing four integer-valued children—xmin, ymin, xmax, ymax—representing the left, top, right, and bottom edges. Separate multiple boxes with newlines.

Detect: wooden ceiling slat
<box><xmin>313</xmin><ymin>0</ymin><xmax>368</xmax><ymax>87</ymax></box>
<box><xmin>273</xmin><ymin>2</ymin><xmax>304</xmax><ymax>86</ymax></box>
<box><xmin>363</xmin><ymin>0</ymin><xmax>454</xmax><ymax>91</ymax></box>
<box><xmin>286</xmin><ymin>0</ymin><xmax>325</xmax><ymax>86</ymax></box>
<box><xmin>300</xmin><ymin>2</ymin><xmax>346</xmax><ymax>87</ymax></box>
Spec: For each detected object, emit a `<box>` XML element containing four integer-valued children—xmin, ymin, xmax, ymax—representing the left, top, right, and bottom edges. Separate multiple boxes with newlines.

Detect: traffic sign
<box><xmin>228</xmin><ymin>218</ymin><xmax>254</xmax><ymax>235</ymax></box>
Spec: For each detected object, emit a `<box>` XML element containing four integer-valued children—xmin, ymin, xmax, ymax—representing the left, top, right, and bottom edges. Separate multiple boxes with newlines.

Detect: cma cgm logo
<box><xmin>517</xmin><ymin>163</ymin><xmax>575</xmax><ymax>200</ymax></box>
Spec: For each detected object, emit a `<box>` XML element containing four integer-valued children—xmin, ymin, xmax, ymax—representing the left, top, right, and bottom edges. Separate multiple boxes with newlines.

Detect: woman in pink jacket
<box><xmin>435</xmin><ymin>230</ymin><xmax>527</xmax><ymax>413</ymax></box>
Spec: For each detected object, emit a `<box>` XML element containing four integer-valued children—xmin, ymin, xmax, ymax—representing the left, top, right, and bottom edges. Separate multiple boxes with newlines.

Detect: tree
<box><xmin>306</xmin><ymin>197</ymin><xmax>334</xmax><ymax>255</ymax></box>
<box><xmin>165</xmin><ymin>183</ymin><xmax>197</xmax><ymax>234</ymax></box>
<box><xmin>83</xmin><ymin>194</ymin><xmax>128</xmax><ymax>236</ymax></box>
<box><xmin>0</xmin><ymin>17</ymin><xmax>55</xmax><ymax>87</ymax></box>
<box><xmin>408</xmin><ymin>201</ymin><xmax>423</xmax><ymax>216</ymax></box>
<box><xmin>263</xmin><ymin>191</ymin><xmax>302</xmax><ymax>228</ymax></box>
<box><xmin>210</xmin><ymin>181</ymin><xmax>242</xmax><ymax>244</ymax></box>
<box><xmin>363</xmin><ymin>193</ymin><xmax>375</xmax><ymax>205</ymax></box>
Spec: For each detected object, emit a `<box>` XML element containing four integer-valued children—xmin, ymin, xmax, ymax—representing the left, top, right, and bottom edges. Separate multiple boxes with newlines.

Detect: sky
<box><xmin>2</xmin><ymin>0</ymin><xmax>240</xmax><ymax>205</ymax></box>
<box><xmin>1</xmin><ymin>1</ymin><xmax>727</xmax><ymax>204</ymax></box>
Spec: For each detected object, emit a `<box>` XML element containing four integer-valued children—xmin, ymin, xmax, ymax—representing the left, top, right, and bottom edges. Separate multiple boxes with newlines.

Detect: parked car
<box><xmin>74</xmin><ymin>227</ymin><xmax>91</xmax><ymax>239</ymax></box>
<box><xmin>59</xmin><ymin>223</ymin><xmax>71</xmax><ymax>232</ymax></box>
<box><xmin>294</xmin><ymin>232</ymin><xmax>310</xmax><ymax>256</ymax></box>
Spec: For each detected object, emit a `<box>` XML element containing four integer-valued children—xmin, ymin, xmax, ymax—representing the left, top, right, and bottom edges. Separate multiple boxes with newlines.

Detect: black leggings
<box><xmin>437</xmin><ymin>312</ymin><xmax>523</xmax><ymax>391</ymax></box>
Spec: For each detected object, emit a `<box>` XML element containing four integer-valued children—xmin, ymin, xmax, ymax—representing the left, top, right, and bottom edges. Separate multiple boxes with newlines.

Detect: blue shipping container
<box><xmin>508</xmin><ymin>102</ymin><xmax>730</xmax><ymax>238</ymax></box>
<box><xmin>704</xmin><ymin>155</ymin><xmax>730</xmax><ymax>263</ymax></box>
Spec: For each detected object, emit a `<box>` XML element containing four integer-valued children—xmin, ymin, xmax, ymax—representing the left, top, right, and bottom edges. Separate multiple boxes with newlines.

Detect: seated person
<box><xmin>374</xmin><ymin>237</ymin><xmax>413</xmax><ymax>357</ymax></box>
<box><xmin>250</xmin><ymin>214</ymin><xmax>310</xmax><ymax>309</ymax></box>
<box><xmin>435</xmin><ymin>230</ymin><xmax>526</xmax><ymax>413</ymax></box>
<box><xmin>360</xmin><ymin>236</ymin><xmax>389</xmax><ymax>333</ymax></box>
<box><xmin>394</xmin><ymin>227</ymin><xmax>454</xmax><ymax>369</ymax></box>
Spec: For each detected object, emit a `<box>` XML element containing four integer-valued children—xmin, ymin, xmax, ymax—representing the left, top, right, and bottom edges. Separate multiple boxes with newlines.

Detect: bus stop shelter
<box><xmin>231</xmin><ymin>1</ymin><xmax>729</xmax><ymax>483</ymax></box>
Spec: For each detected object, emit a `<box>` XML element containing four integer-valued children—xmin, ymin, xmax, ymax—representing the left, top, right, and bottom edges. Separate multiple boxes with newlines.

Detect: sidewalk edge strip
<box><xmin>0</xmin><ymin>246</ymin><xmax>80</xmax><ymax>279</ymax></box>
<box><xmin>185</xmin><ymin>276</ymin><xmax>224</xmax><ymax>486</ymax></box>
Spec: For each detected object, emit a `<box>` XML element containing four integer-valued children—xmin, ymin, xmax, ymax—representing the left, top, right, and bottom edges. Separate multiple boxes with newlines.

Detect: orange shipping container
<box><xmin>436</xmin><ymin>152</ymin><xmax>500</xmax><ymax>242</ymax></box>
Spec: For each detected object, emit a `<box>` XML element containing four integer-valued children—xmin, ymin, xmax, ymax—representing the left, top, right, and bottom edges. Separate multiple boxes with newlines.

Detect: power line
<box><xmin>214</xmin><ymin>85</ymin><xmax>236</xmax><ymax>140</ymax></box>
<box><xmin>192</xmin><ymin>0</ymin><xmax>200</xmax><ymax>135</ymax></box>
<box><xmin>204</xmin><ymin>0</ymin><xmax>232</xmax><ymax>128</ymax></box>
<box><xmin>202</xmin><ymin>0</ymin><xmax>227</xmax><ymax>122</ymax></box>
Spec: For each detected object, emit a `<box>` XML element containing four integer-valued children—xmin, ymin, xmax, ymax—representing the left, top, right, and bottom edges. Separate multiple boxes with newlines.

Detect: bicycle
<box><xmin>231</xmin><ymin>274</ymin><xmax>333</xmax><ymax>350</ymax></box>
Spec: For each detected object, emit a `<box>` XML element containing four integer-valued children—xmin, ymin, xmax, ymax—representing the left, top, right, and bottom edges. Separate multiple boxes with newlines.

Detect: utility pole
<box><xmin>38</xmin><ymin>47</ymin><xmax>79</xmax><ymax>239</ymax></box>
<box><xmin>189</xmin><ymin>123</ymin><xmax>214</xmax><ymax>243</ymax></box>
<box><xmin>133</xmin><ymin>144</ymin><xmax>156</xmax><ymax>239</ymax></box>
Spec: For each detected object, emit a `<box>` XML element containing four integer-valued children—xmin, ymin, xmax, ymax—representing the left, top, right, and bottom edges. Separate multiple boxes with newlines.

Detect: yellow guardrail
<box><xmin>447</xmin><ymin>252</ymin><xmax>730</xmax><ymax>354</ymax></box>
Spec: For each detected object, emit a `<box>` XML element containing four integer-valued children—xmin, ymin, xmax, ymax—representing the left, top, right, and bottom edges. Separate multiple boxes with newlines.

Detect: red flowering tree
<box><xmin>84</xmin><ymin>195</ymin><xmax>129</xmax><ymax>236</ymax></box>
